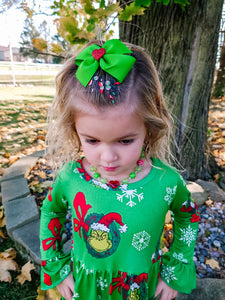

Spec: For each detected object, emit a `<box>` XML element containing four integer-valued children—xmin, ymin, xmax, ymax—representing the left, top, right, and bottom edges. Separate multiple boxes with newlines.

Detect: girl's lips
<box><xmin>102</xmin><ymin>166</ymin><xmax>118</xmax><ymax>172</ymax></box>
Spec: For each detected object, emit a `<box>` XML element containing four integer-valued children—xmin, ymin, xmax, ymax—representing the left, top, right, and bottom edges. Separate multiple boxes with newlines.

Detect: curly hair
<box><xmin>46</xmin><ymin>40</ymin><xmax>174</xmax><ymax>174</ymax></box>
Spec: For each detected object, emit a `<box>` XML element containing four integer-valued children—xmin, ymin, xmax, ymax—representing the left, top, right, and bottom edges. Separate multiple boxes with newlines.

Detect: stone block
<box><xmin>176</xmin><ymin>278</ymin><xmax>225</xmax><ymax>300</ymax></box>
<box><xmin>64</xmin><ymin>239</ymin><xmax>72</xmax><ymax>254</ymax></box>
<box><xmin>1</xmin><ymin>155</ymin><xmax>38</xmax><ymax>182</ymax></box>
<box><xmin>186</xmin><ymin>181</ymin><xmax>208</xmax><ymax>207</ymax></box>
<box><xmin>30</xmin><ymin>150</ymin><xmax>45</xmax><ymax>158</ymax></box>
<box><xmin>12</xmin><ymin>219</ymin><xmax>41</xmax><ymax>266</ymax></box>
<box><xmin>5</xmin><ymin>196</ymin><xmax>39</xmax><ymax>234</ymax></box>
<box><xmin>196</xmin><ymin>179</ymin><xmax>225</xmax><ymax>202</ymax></box>
<box><xmin>1</xmin><ymin>177</ymin><xmax>30</xmax><ymax>203</ymax></box>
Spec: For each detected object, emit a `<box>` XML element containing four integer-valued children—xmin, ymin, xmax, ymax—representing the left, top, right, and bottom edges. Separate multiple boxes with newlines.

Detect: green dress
<box><xmin>40</xmin><ymin>157</ymin><xmax>199</xmax><ymax>300</ymax></box>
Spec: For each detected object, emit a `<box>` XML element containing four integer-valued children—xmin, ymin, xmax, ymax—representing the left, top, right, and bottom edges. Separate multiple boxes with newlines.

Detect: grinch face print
<box><xmin>87</xmin><ymin>229</ymin><xmax>112</xmax><ymax>253</ymax></box>
<box><xmin>73</xmin><ymin>192</ymin><xmax>127</xmax><ymax>258</ymax></box>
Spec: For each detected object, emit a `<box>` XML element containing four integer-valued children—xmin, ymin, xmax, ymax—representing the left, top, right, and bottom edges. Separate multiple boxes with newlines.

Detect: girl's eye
<box><xmin>120</xmin><ymin>139</ymin><xmax>134</xmax><ymax>145</ymax></box>
<box><xmin>86</xmin><ymin>139</ymin><xmax>99</xmax><ymax>144</ymax></box>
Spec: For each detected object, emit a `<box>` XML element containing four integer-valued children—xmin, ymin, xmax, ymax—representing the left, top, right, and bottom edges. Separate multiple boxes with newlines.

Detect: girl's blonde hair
<box><xmin>46</xmin><ymin>40</ymin><xmax>174</xmax><ymax>174</ymax></box>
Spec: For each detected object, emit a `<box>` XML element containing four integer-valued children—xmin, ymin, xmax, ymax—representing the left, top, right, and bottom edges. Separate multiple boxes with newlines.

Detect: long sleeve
<box><xmin>40</xmin><ymin>174</ymin><xmax>71</xmax><ymax>290</ymax></box>
<box><xmin>161</xmin><ymin>175</ymin><xmax>199</xmax><ymax>294</ymax></box>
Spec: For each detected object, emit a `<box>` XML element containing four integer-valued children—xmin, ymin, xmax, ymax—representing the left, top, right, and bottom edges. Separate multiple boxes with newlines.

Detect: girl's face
<box><xmin>75</xmin><ymin>101</ymin><xmax>147</xmax><ymax>182</ymax></box>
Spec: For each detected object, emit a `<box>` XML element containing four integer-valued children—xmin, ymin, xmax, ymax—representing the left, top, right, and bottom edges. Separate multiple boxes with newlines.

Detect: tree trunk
<box><xmin>119</xmin><ymin>0</ymin><xmax>223</xmax><ymax>180</ymax></box>
<box><xmin>213</xmin><ymin>32</ymin><xmax>225</xmax><ymax>97</ymax></box>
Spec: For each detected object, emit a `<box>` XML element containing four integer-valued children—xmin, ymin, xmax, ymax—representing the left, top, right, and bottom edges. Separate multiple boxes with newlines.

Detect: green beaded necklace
<box><xmin>89</xmin><ymin>150</ymin><xmax>145</xmax><ymax>189</ymax></box>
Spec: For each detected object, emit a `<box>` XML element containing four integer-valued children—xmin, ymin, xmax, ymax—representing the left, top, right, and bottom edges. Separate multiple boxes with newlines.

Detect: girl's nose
<box><xmin>101</xmin><ymin>146</ymin><xmax>118</xmax><ymax>164</ymax></box>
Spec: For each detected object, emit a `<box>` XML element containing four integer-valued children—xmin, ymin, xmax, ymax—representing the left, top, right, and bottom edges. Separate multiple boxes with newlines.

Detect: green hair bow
<box><xmin>75</xmin><ymin>39</ymin><xmax>136</xmax><ymax>87</ymax></box>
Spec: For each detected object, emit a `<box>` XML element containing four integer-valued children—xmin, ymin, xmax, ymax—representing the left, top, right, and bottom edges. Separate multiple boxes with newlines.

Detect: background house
<box><xmin>0</xmin><ymin>45</ymin><xmax>25</xmax><ymax>62</ymax></box>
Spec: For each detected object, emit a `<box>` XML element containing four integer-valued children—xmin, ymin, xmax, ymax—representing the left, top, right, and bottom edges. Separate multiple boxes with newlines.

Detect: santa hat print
<box><xmin>91</xmin><ymin>212</ymin><xmax>127</xmax><ymax>233</ymax></box>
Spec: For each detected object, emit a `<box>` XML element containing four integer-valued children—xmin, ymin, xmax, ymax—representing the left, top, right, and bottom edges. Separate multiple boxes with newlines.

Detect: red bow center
<box><xmin>92</xmin><ymin>48</ymin><xmax>106</xmax><ymax>61</ymax></box>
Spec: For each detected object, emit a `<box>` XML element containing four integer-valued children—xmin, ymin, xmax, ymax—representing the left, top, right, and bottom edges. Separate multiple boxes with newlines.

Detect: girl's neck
<box><xmin>82</xmin><ymin>157</ymin><xmax>153</xmax><ymax>184</ymax></box>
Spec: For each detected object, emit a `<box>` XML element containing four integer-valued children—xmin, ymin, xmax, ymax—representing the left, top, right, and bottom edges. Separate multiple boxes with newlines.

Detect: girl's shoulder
<box><xmin>57</xmin><ymin>160</ymin><xmax>78</xmax><ymax>179</ymax></box>
<box><xmin>152</xmin><ymin>157</ymin><xmax>183</xmax><ymax>183</ymax></box>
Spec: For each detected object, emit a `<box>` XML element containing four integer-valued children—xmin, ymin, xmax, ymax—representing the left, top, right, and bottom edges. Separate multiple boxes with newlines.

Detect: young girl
<box><xmin>40</xmin><ymin>39</ymin><xmax>199</xmax><ymax>300</ymax></box>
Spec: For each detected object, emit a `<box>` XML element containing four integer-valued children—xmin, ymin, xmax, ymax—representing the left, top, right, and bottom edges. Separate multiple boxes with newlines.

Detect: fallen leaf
<box><xmin>205</xmin><ymin>258</ymin><xmax>220</xmax><ymax>270</ymax></box>
<box><xmin>0</xmin><ymin>259</ymin><xmax>19</xmax><ymax>282</ymax></box>
<box><xmin>0</xmin><ymin>216</ymin><xmax>6</xmax><ymax>228</ymax></box>
<box><xmin>205</xmin><ymin>199</ymin><xmax>213</xmax><ymax>206</ymax></box>
<box><xmin>214</xmin><ymin>173</ymin><xmax>220</xmax><ymax>182</ymax></box>
<box><xmin>38</xmin><ymin>170</ymin><xmax>47</xmax><ymax>179</ymax></box>
<box><xmin>0</xmin><ymin>206</ymin><xmax>4</xmax><ymax>219</ymax></box>
<box><xmin>36</xmin><ymin>285</ymin><xmax>45</xmax><ymax>300</ymax></box>
<box><xmin>0</xmin><ymin>229</ymin><xmax>7</xmax><ymax>239</ymax></box>
<box><xmin>16</xmin><ymin>261</ymin><xmax>35</xmax><ymax>284</ymax></box>
<box><xmin>0</xmin><ymin>248</ymin><xmax>19</xmax><ymax>282</ymax></box>
<box><xmin>0</xmin><ymin>248</ymin><xmax>17</xmax><ymax>259</ymax></box>
<box><xmin>9</xmin><ymin>156</ymin><xmax>19</xmax><ymax>165</ymax></box>
<box><xmin>29</xmin><ymin>180</ymin><xmax>40</xmax><ymax>186</ymax></box>
<box><xmin>46</xmin><ymin>287</ymin><xmax>62</xmax><ymax>300</ymax></box>
<box><xmin>164</xmin><ymin>224</ymin><xmax>173</xmax><ymax>231</ymax></box>
<box><xmin>36</xmin><ymin>286</ymin><xmax>62</xmax><ymax>300</ymax></box>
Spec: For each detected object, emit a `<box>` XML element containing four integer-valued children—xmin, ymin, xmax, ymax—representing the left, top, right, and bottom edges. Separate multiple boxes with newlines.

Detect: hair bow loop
<box><xmin>75</xmin><ymin>39</ymin><xmax>136</xmax><ymax>87</ymax></box>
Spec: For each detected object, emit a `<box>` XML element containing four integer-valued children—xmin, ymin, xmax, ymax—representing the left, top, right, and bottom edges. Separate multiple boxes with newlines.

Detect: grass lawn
<box><xmin>0</xmin><ymin>75</ymin><xmax>56</xmax><ymax>86</ymax></box>
<box><xmin>0</xmin><ymin>85</ymin><xmax>55</xmax><ymax>170</ymax></box>
<box><xmin>0</xmin><ymin>82</ymin><xmax>55</xmax><ymax>298</ymax></box>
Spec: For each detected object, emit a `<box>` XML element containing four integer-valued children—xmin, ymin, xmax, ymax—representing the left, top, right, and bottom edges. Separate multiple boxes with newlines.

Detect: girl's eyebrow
<box><xmin>79</xmin><ymin>133</ymin><xmax>138</xmax><ymax>140</ymax></box>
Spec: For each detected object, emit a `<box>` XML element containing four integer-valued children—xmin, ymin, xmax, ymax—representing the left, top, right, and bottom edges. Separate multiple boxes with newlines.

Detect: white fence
<box><xmin>0</xmin><ymin>61</ymin><xmax>62</xmax><ymax>76</ymax></box>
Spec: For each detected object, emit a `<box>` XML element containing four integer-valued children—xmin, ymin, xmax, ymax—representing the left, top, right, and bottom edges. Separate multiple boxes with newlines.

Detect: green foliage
<box><xmin>135</xmin><ymin>0</ymin><xmax>152</xmax><ymax>7</ymax></box>
<box><xmin>119</xmin><ymin>2</ymin><xmax>145</xmax><ymax>21</ymax></box>
<box><xmin>213</xmin><ymin>81</ymin><xmax>225</xmax><ymax>98</ymax></box>
<box><xmin>17</xmin><ymin>0</ymin><xmax>190</xmax><ymax>54</ymax></box>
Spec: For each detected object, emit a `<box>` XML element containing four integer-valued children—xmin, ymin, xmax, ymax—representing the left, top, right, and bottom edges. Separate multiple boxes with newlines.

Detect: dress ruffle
<box><xmin>161</xmin><ymin>253</ymin><xmax>196</xmax><ymax>294</ymax></box>
<box><xmin>41</xmin><ymin>253</ymin><xmax>71</xmax><ymax>290</ymax></box>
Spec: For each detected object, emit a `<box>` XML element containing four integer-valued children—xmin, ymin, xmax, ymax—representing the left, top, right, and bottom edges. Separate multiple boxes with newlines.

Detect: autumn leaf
<box><xmin>0</xmin><ymin>248</ymin><xmax>19</xmax><ymax>283</ymax></box>
<box><xmin>0</xmin><ymin>205</ymin><xmax>4</xmax><ymax>220</ymax></box>
<box><xmin>0</xmin><ymin>229</ymin><xmax>7</xmax><ymax>239</ymax></box>
<box><xmin>205</xmin><ymin>258</ymin><xmax>220</xmax><ymax>270</ymax></box>
<box><xmin>16</xmin><ymin>261</ymin><xmax>35</xmax><ymax>284</ymax></box>
<box><xmin>36</xmin><ymin>286</ymin><xmax>62</xmax><ymax>300</ymax></box>
<box><xmin>0</xmin><ymin>248</ymin><xmax>17</xmax><ymax>259</ymax></box>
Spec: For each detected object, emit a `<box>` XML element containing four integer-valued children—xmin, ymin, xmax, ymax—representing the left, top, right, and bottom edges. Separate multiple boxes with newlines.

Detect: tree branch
<box><xmin>21</xmin><ymin>47</ymin><xmax>67</xmax><ymax>59</ymax></box>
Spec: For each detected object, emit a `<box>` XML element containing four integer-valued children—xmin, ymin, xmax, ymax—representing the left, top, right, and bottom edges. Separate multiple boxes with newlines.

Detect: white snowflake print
<box><xmin>73</xmin><ymin>168</ymin><xmax>79</xmax><ymax>174</ymax></box>
<box><xmin>172</xmin><ymin>252</ymin><xmax>188</xmax><ymax>264</ymax></box>
<box><xmin>116</xmin><ymin>189</ymin><xmax>144</xmax><ymax>207</ymax></box>
<box><xmin>132</xmin><ymin>230</ymin><xmax>151</xmax><ymax>251</ymax></box>
<box><xmin>72</xmin><ymin>292</ymin><xmax>80</xmax><ymax>299</ymax></box>
<box><xmin>59</xmin><ymin>264</ymin><xmax>71</xmax><ymax>278</ymax></box>
<box><xmin>179</xmin><ymin>225</ymin><xmax>197</xmax><ymax>247</ymax></box>
<box><xmin>97</xmin><ymin>296</ymin><xmax>103</xmax><ymax>300</ymax></box>
<box><xmin>81</xmin><ymin>263</ymin><xmax>94</xmax><ymax>275</ymax></box>
<box><xmin>161</xmin><ymin>265</ymin><xmax>177</xmax><ymax>283</ymax></box>
<box><xmin>97</xmin><ymin>276</ymin><xmax>108</xmax><ymax>291</ymax></box>
<box><xmin>164</xmin><ymin>186</ymin><xmax>177</xmax><ymax>206</ymax></box>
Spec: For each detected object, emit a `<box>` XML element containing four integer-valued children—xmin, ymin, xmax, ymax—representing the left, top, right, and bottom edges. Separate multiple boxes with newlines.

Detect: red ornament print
<box><xmin>42</xmin><ymin>218</ymin><xmax>62</xmax><ymax>251</ymax></box>
<box><xmin>44</xmin><ymin>272</ymin><xmax>52</xmax><ymax>286</ymax></box>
